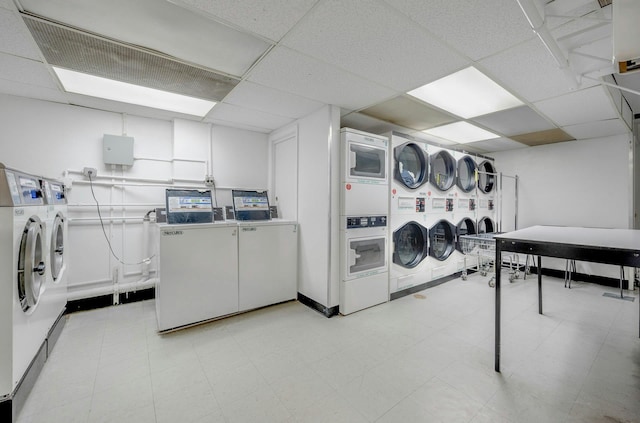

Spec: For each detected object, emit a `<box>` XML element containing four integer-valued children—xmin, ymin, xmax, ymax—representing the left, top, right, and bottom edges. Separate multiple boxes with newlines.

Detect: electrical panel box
<box><xmin>103</xmin><ymin>134</ymin><xmax>134</xmax><ymax>166</ymax></box>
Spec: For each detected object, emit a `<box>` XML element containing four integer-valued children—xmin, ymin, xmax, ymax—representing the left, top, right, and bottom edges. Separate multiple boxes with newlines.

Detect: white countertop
<box><xmin>495</xmin><ymin>225</ymin><xmax>640</xmax><ymax>251</ymax></box>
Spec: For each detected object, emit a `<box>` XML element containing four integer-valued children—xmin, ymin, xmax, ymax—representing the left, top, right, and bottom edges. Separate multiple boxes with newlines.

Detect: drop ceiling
<box><xmin>0</xmin><ymin>0</ymin><xmax>636</xmax><ymax>153</ymax></box>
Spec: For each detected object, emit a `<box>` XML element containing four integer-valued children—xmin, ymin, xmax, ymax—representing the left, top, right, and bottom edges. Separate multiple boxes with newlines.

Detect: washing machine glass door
<box><xmin>394</xmin><ymin>142</ymin><xmax>428</xmax><ymax>189</ymax></box>
<box><xmin>348</xmin><ymin>142</ymin><xmax>386</xmax><ymax>180</ymax></box>
<box><xmin>430</xmin><ymin>220</ymin><xmax>455</xmax><ymax>261</ymax></box>
<box><xmin>456</xmin><ymin>218</ymin><xmax>476</xmax><ymax>252</ymax></box>
<box><xmin>478</xmin><ymin>217</ymin><xmax>495</xmax><ymax>234</ymax></box>
<box><xmin>347</xmin><ymin>236</ymin><xmax>386</xmax><ymax>277</ymax></box>
<box><xmin>393</xmin><ymin>222</ymin><xmax>428</xmax><ymax>268</ymax></box>
<box><xmin>478</xmin><ymin>161</ymin><xmax>496</xmax><ymax>193</ymax></box>
<box><xmin>51</xmin><ymin>213</ymin><xmax>65</xmax><ymax>282</ymax></box>
<box><xmin>18</xmin><ymin>217</ymin><xmax>45</xmax><ymax>312</ymax></box>
<box><xmin>457</xmin><ymin>155</ymin><xmax>477</xmax><ymax>193</ymax></box>
<box><xmin>430</xmin><ymin>150</ymin><xmax>456</xmax><ymax>191</ymax></box>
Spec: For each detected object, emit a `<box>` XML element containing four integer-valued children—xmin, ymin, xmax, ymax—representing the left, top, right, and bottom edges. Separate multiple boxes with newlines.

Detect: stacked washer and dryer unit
<box><xmin>0</xmin><ymin>164</ymin><xmax>67</xmax><ymax>421</ymax></box>
<box><xmin>388</xmin><ymin>133</ymin><xmax>497</xmax><ymax>295</ymax></box>
<box><xmin>339</xmin><ymin>128</ymin><xmax>390</xmax><ymax>315</ymax></box>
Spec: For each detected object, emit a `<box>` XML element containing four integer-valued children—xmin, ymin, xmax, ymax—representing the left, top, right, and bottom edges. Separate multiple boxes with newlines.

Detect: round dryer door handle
<box><xmin>34</xmin><ymin>261</ymin><xmax>46</xmax><ymax>275</ymax></box>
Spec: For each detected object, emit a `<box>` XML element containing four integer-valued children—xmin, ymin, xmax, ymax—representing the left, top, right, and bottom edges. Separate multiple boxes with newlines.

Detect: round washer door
<box><xmin>429</xmin><ymin>220</ymin><xmax>456</xmax><ymax>261</ymax></box>
<box><xmin>478</xmin><ymin>160</ymin><xmax>496</xmax><ymax>193</ymax></box>
<box><xmin>478</xmin><ymin>217</ymin><xmax>495</xmax><ymax>234</ymax></box>
<box><xmin>393</xmin><ymin>221</ymin><xmax>428</xmax><ymax>269</ymax></box>
<box><xmin>394</xmin><ymin>142</ymin><xmax>428</xmax><ymax>189</ymax></box>
<box><xmin>456</xmin><ymin>155</ymin><xmax>477</xmax><ymax>193</ymax></box>
<box><xmin>50</xmin><ymin>213</ymin><xmax>65</xmax><ymax>282</ymax></box>
<box><xmin>430</xmin><ymin>150</ymin><xmax>456</xmax><ymax>191</ymax></box>
<box><xmin>456</xmin><ymin>218</ymin><xmax>477</xmax><ymax>252</ymax></box>
<box><xmin>18</xmin><ymin>216</ymin><xmax>46</xmax><ymax>313</ymax></box>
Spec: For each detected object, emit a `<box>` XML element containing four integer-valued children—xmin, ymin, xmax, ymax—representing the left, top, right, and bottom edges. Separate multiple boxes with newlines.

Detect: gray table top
<box><xmin>495</xmin><ymin>225</ymin><xmax>640</xmax><ymax>252</ymax></box>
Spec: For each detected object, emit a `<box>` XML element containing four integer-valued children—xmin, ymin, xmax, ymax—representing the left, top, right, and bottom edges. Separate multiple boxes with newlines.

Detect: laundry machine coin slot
<box><xmin>393</xmin><ymin>221</ymin><xmax>428</xmax><ymax>269</ymax></box>
<box><xmin>429</xmin><ymin>220</ymin><xmax>456</xmax><ymax>261</ymax></box>
<box><xmin>394</xmin><ymin>142</ymin><xmax>428</xmax><ymax>189</ymax></box>
<box><xmin>478</xmin><ymin>160</ymin><xmax>496</xmax><ymax>193</ymax></box>
<box><xmin>456</xmin><ymin>155</ymin><xmax>477</xmax><ymax>193</ymax></box>
<box><xmin>478</xmin><ymin>216</ymin><xmax>495</xmax><ymax>234</ymax></box>
<box><xmin>18</xmin><ymin>217</ymin><xmax>45</xmax><ymax>313</ymax></box>
<box><xmin>430</xmin><ymin>150</ymin><xmax>456</xmax><ymax>191</ymax></box>
<box><xmin>456</xmin><ymin>218</ymin><xmax>477</xmax><ymax>252</ymax></box>
<box><xmin>469</xmin><ymin>198</ymin><xmax>476</xmax><ymax>211</ymax></box>
<box><xmin>445</xmin><ymin>198</ymin><xmax>454</xmax><ymax>212</ymax></box>
<box><xmin>416</xmin><ymin>197</ymin><xmax>425</xmax><ymax>212</ymax></box>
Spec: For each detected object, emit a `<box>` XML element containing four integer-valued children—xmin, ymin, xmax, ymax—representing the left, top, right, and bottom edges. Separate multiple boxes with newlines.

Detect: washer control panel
<box><xmin>346</xmin><ymin>215</ymin><xmax>387</xmax><ymax>229</ymax></box>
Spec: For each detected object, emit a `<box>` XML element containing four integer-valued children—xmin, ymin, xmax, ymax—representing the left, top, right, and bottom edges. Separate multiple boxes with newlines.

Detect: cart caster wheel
<box><xmin>509</xmin><ymin>276</ymin><xmax>515</xmax><ymax>283</ymax></box>
<box><xmin>462</xmin><ymin>276</ymin><xmax>467</xmax><ymax>281</ymax></box>
<box><xmin>481</xmin><ymin>271</ymin><xmax>487</xmax><ymax>276</ymax></box>
<box><xmin>488</xmin><ymin>280</ymin><xmax>495</xmax><ymax>288</ymax></box>
<box><xmin>515</xmin><ymin>271</ymin><xmax>520</xmax><ymax>279</ymax></box>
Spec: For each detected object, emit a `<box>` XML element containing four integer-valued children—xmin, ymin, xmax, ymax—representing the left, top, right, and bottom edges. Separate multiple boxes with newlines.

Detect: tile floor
<box><xmin>17</xmin><ymin>273</ymin><xmax>640</xmax><ymax>423</ymax></box>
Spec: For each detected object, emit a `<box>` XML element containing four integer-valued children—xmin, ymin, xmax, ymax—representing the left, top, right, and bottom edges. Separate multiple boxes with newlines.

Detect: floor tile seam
<box><xmin>194</xmin><ymin>344</ymin><xmax>230</xmax><ymax>416</ymax></box>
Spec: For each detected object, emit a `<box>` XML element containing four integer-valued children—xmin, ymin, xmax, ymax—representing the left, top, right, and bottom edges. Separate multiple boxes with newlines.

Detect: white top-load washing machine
<box><xmin>40</xmin><ymin>178</ymin><xmax>68</xmax><ymax>341</ymax></box>
<box><xmin>340</xmin><ymin>128</ymin><xmax>389</xmax><ymax>314</ymax></box>
<box><xmin>0</xmin><ymin>164</ymin><xmax>52</xmax><ymax>401</ymax></box>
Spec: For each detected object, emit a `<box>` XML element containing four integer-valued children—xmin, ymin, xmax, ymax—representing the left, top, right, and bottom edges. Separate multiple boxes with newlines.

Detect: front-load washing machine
<box><xmin>340</xmin><ymin>128</ymin><xmax>389</xmax><ymax>216</ymax></box>
<box><xmin>340</xmin><ymin>215</ymin><xmax>389</xmax><ymax>315</ymax></box>
<box><xmin>478</xmin><ymin>216</ymin><xmax>496</xmax><ymax>234</ymax></box>
<box><xmin>0</xmin><ymin>164</ymin><xmax>54</xmax><ymax>417</ymax></box>
<box><xmin>40</xmin><ymin>178</ymin><xmax>68</xmax><ymax>351</ymax></box>
<box><xmin>427</xmin><ymin>219</ymin><xmax>459</xmax><ymax>280</ymax></box>
<box><xmin>389</xmin><ymin>217</ymin><xmax>429</xmax><ymax>293</ymax></box>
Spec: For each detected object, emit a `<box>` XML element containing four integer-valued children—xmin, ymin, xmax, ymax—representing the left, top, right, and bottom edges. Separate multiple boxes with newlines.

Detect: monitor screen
<box><xmin>165</xmin><ymin>189</ymin><xmax>213</xmax><ymax>224</ymax></box>
<box><xmin>232</xmin><ymin>190</ymin><xmax>271</xmax><ymax>221</ymax></box>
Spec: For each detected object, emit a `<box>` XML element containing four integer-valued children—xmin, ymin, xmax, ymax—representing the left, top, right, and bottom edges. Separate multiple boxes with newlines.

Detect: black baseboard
<box><xmin>297</xmin><ymin>292</ymin><xmax>339</xmax><ymax>318</ymax></box>
<box><xmin>529</xmin><ymin>266</ymin><xmax>630</xmax><ymax>289</ymax></box>
<box><xmin>47</xmin><ymin>310</ymin><xmax>66</xmax><ymax>358</ymax></box>
<box><xmin>390</xmin><ymin>271</ymin><xmax>462</xmax><ymax>301</ymax></box>
<box><xmin>66</xmin><ymin>287</ymin><xmax>155</xmax><ymax>314</ymax></box>
<box><xmin>1</xmin><ymin>341</ymin><xmax>47</xmax><ymax>423</ymax></box>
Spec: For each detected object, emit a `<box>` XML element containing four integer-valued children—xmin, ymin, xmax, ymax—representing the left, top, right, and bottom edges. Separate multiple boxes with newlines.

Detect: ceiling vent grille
<box><xmin>22</xmin><ymin>14</ymin><xmax>239</xmax><ymax>102</ymax></box>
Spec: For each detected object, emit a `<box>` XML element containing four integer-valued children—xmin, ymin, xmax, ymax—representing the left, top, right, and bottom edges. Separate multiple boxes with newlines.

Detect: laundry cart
<box><xmin>459</xmin><ymin>233</ymin><xmax>521</xmax><ymax>286</ymax></box>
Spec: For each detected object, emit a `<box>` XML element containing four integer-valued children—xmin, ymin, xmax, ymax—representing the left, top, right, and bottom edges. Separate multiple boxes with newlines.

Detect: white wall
<box><xmin>295</xmin><ymin>104</ymin><xmax>340</xmax><ymax>310</ymax></box>
<box><xmin>0</xmin><ymin>94</ymin><xmax>268</xmax><ymax>299</ymax></box>
<box><xmin>493</xmin><ymin>134</ymin><xmax>632</xmax><ymax>278</ymax></box>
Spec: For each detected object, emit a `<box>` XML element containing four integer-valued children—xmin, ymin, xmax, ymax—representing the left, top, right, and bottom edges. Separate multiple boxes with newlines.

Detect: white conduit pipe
<box><xmin>67</xmin><ymin>278</ymin><xmax>157</xmax><ymax>302</ymax></box>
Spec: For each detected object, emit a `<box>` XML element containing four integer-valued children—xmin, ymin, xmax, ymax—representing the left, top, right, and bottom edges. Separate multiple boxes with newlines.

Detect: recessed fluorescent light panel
<box><xmin>53</xmin><ymin>67</ymin><xmax>216</xmax><ymax>117</ymax></box>
<box><xmin>423</xmin><ymin>122</ymin><xmax>500</xmax><ymax>144</ymax></box>
<box><xmin>407</xmin><ymin>67</ymin><xmax>523</xmax><ymax>118</ymax></box>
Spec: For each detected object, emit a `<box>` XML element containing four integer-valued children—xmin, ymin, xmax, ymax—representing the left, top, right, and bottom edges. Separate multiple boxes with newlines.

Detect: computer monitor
<box><xmin>232</xmin><ymin>190</ymin><xmax>271</xmax><ymax>221</ymax></box>
<box><xmin>165</xmin><ymin>189</ymin><xmax>213</xmax><ymax>224</ymax></box>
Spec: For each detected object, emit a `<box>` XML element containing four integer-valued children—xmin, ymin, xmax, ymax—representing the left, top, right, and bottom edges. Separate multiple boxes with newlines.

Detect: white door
<box><xmin>273</xmin><ymin>132</ymin><xmax>297</xmax><ymax>221</ymax></box>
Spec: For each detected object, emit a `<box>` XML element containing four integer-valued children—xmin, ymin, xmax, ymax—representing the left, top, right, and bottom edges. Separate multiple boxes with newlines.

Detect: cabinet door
<box><xmin>157</xmin><ymin>226</ymin><xmax>238</xmax><ymax>330</ymax></box>
<box><xmin>238</xmin><ymin>224</ymin><xmax>297</xmax><ymax>311</ymax></box>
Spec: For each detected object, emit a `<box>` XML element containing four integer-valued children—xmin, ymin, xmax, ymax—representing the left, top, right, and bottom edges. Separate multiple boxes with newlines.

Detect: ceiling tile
<box><xmin>534</xmin><ymin>85</ymin><xmax>618</xmax><ymax>126</ymax></box>
<box><xmin>19</xmin><ymin>0</ymin><xmax>271</xmax><ymax>77</ymax></box>
<box><xmin>465</xmin><ymin>137</ymin><xmax>527</xmax><ymax>152</ymax></box>
<box><xmin>222</xmin><ymin>81</ymin><xmax>324</xmax><ymax>119</ymax></box>
<box><xmin>205</xmin><ymin>102</ymin><xmax>294</xmax><ymax>131</ymax></box>
<box><xmin>206</xmin><ymin>119</ymin><xmax>271</xmax><ymax>134</ymax></box>
<box><xmin>0</xmin><ymin>8</ymin><xmax>41</xmax><ymax>60</ymax></box>
<box><xmin>0</xmin><ymin>0</ymin><xmax>14</xmax><ymax>10</ymax></box>
<box><xmin>168</xmin><ymin>0</ymin><xmax>318</xmax><ymax>42</ymax></box>
<box><xmin>0</xmin><ymin>53</ymin><xmax>57</xmax><ymax>89</ymax></box>
<box><xmin>340</xmin><ymin>112</ymin><xmax>409</xmax><ymax>135</ymax></box>
<box><xmin>562</xmin><ymin>118</ymin><xmax>630</xmax><ymax>140</ymax></box>
<box><xmin>384</xmin><ymin>0</ymin><xmax>534</xmax><ymax>61</ymax></box>
<box><xmin>247</xmin><ymin>46</ymin><xmax>396</xmax><ymax>111</ymax></box>
<box><xmin>511</xmin><ymin>128</ymin><xmax>575</xmax><ymax>146</ymax></box>
<box><xmin>359</xmin><ymin>95</ymin><xmax>455</xmax><ymax>130</ymax></box>
<box><xmin>281</xmin><ymin>0</ymin><xmax>468</xmax><ymax>92</ymax></box>
<box><xmin>0</xmin><ymin>79</ymin><xmax>68</xmax><ymax>104</ymax></box>
<box><xmin>471</xmin><ymin>106</ymin><xmax>555</xmax><ymax>136</ymax></box>
<box><xmin>479</xmin><ymin>37</ymin><xmax>597</xmax><ymax>103</ymax></box>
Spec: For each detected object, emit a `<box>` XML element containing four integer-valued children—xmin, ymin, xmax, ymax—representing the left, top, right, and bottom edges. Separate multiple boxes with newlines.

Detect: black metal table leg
<box><xmin>538</xmin><ymin>255</ymin><xmax>543</xmax><ymax>315</ymax></box>
<box><xmin>495</xmin><ymin>240</ymin><xmax>502</xmax><ymax>372</ymax></box>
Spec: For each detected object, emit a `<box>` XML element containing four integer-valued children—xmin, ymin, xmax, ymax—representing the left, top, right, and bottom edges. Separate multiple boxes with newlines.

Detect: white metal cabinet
<box><xmin>156</xmin><ymin>223</ymin><xmax>239</xmax><ymax>331</ymax></box>
<box><xmin>238</xmin><ymin>221</ymin><xmax>297</xmax><ymax>312</ymax></box>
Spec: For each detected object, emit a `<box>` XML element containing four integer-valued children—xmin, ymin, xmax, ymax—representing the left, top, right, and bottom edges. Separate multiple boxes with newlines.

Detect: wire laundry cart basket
<box><xmin>459</xmin><ymin>233</ymin><xmax>521</xmax><ymax>287</ymax></box>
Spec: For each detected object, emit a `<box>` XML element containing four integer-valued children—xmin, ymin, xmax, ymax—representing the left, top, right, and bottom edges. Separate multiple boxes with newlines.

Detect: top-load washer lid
<box><xmin>478</xmin><ymin>160</ymin><xmax>496</xmax><ymax>193</ymax></box>
<box><xmin>50</xmin><ymin>213</ymin><xmax>65</xmax><ymax>282</ymax></box>
<box><xmin>430</xmin><ymin>150</ymin><xmax>456</xmax><ymax>191</ymax></box>
<box><xmin>429</xmin><ymin>220</ymin><xmax>456</xmax><ymax>261</ymax></box>
<box><xmin>393</xmin><ymin>221</ymin><xmax>428</xmax><ymax>269</ymax></box>
<box><xmin>456</xmin><ymin>218</ymin><xmax>477</xmax><ymax>252</ymax></box>
<box><xmin>456</xmin><ymin>155</ymin><xmax>477</xmax><ymax>193</ymax></box>
<box><xmin>394</xmin><ymin>142</ymin><xmax>428</xmax><ymax>189</ymax></box>
<box><xmin>478</xmin><ymin>216</ymin><xmax>495</xmax><ymax>234</ymax></box>
<box><xmin>18</xmin><ymin>216</ymin><xmax>46</xmax><ymax>313</ymax></box>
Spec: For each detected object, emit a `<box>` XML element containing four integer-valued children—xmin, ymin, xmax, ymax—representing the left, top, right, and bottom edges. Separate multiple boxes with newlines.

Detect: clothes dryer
<box><xmin>389</xmin><ymin>134</ymin><xmax>429</xmax><ymax>217</ymax></box>
<box><xmin>389</xmin><ymin>216</ymin><xmax>429</xmax><ymax>293</ymax></box>
<box><xmin>478</xmin><ymin>216</ymin><xmax>496</xmax><ymax>234</ymax></box>
<box><xmin>425</xmin><ymin>145</ymin><xmax>456</xmax><ymax>224</ymax></box>
<box><xmin>477</xmin><ymin>159</ymin><xmax>497</xmax><ymax>232</ymax></box>
<box><xmin>340</xmin><ymin>128</ymin><xmax>389</xmax><ymax>216</ymax></box>
<box><xmin>426</xmin><ymin>219</ymin><xmax>461</xmax><ymax>280</ymax></box>
<box><xmin>40</xmin><ymin>178</ymin><xmax>68</xmax><ymax>350</ymax></box>
<box><xmin>0</xmin><ymin>165</ymin><xmax>52</xmax><ymax>410</ymax></box>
